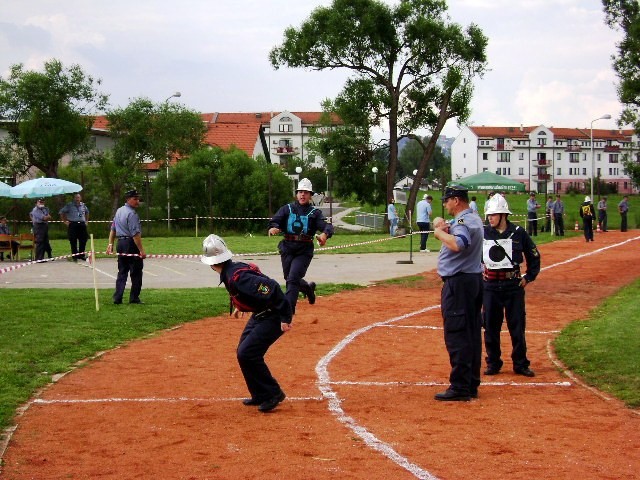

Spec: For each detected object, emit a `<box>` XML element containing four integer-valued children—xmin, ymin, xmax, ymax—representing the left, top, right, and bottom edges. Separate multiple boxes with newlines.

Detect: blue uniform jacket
<box><xmin>483</xmin><ymin>221</ymin><xmax>541</xmax><ymax>284</ymax></box>
<box><xmin>219</xmin><ymin>261</ymin><xmax>292</xmax><ymax>323</ymax></box>
<box><xmin>269</xmin><ymin>202</ymin><xmax>334</xmax><ymax>243</ymax></box>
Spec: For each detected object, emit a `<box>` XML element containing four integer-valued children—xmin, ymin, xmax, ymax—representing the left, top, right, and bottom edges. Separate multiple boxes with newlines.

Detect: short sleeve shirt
<box><xmin>111</xmin><ymin>204</ymin><xmax>141</xmax><ymax>237</ymax></box>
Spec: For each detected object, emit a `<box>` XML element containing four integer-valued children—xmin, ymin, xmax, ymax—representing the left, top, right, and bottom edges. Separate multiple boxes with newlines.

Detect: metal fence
<box><xmin>355</xmin><ymin>212</ymin><xmax>385</xmax><ymax>230</ymax></box>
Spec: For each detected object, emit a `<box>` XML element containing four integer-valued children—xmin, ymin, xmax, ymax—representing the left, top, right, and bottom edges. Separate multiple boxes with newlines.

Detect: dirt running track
<box><xmin>2</xmin><ymin>232</ymin><xmax>640</xmax><ymax>479</ymax></box>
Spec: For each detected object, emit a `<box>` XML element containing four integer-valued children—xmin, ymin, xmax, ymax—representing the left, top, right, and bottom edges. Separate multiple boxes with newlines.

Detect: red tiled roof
<box><xmin>204</xmin><ymin>123</ymin><xmax>261</xmax><ymax>156</ymax></box>
<box><xmin>470</xmin><ymin>125</ymin><xmax>634</xmax><ymax>141</ymax></box>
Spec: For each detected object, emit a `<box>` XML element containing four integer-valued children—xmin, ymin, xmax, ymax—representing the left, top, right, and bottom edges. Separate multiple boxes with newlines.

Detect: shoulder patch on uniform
<box><xmin>457</xmin><ymin>218</ymin><xmax>465</xmax><ymax>224</ymax></box>
<box><xmin>257</xmin><ymin>282</ymin><xmax>271</xmax><ymax>295</ymax></box>
<box><xmin>531</xmin><ymin>247</ymin><xmax>540</xmax><ymax>257</ymax></box>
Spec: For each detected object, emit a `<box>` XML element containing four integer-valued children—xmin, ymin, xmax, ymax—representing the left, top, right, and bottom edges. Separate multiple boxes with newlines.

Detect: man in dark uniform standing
<box><xmin>59</xmin><ymin>193</ymin><xmax>90</xmax><ymax>261</ymax></box>
<box><xmin>106</xmin><ymin>189</ymin><xmax>146</xmax><ymax>304</ymax></box>
<box><xmin>201</xmin><ymin>234</ymin><xmax>292</xmax><ymax>413</ymax></box>
<box><xmin>482</xmin><ymin>194</ymin><xmax>540</xmax><ymax>378</ymax></box>
<box><xmin>29</xmin><ymin>198</ymin><xmax>52</xmax><ymax>261</ymax></box>
<box><xmin>579</xmin><ymin>196</ymin><xmax>595</xmax><ymax>242</ymax></box>
<box><xmin>433</xmin><ymin>185</ymin><xmax>484</xmax><ymax>401</ymax></box>
<box><xmin>268</xmin><ymin>178</ymin><xmax>333</xmax><ymax>314</ymax></box>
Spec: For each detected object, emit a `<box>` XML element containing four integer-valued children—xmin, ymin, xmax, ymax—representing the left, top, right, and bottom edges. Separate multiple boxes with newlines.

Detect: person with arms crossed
<box><xmin>268</xmin><ymin>178</ymin><xmax>333</xmax><ymax>314</ymax></box>
<box><xmin>432</xmin><ymin>185</ymin><xmax>484</xmax><ymax>401</ymax></box>
<box><xmin>59</xmin><ymin>193</ymin><xmax>90</xmax><ymax>261</ymax></box>
<box><xmin>106</xmin><ymin>189</ymin><xmax>146</xmax><ymax>304</ymax></box>
<box><xmin>416</xmin><ymin>194</ymin><xmax>433</xmax><ymax>252</ymax></box>
<box><xmin>482</xmin><ymin>194</ymin><xmax>540</xmax><ymax>378</ymax></box>
<box><xmin>201</xmin><ymin>234</ymin><xmax>292</xmax><ymax>412</ymax></box>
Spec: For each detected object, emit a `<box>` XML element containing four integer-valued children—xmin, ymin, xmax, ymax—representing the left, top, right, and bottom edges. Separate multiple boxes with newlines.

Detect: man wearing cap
<box><xmin>526</xmin><ymin>192</ymin><xmax>541</xmax><ymax>237</ymax></box>
<box><xmin>59</xmin><ymin>193</ymin><xmax>90</xmax><ymax>261</ymax></box>
<box><xmin>482</xmin><ymin>194</ymin><xmax>540</xmax><ymax>378</ymax></box>
<box><xmin>597</xmin><ymin>196</ymin><xmax>608</xmax><ymax>232</ymax></box>
<box><xmin>579</xmin><ymin>196</ymin><xmax>595</xmax><ymax>242</ymax></box>
<box><xmin>106</xmin><ymin>189</ymin><xmax>146</xmax><ymax>304</ymax></box>
<box><xmin>432</xmin><ymin>185</ymin><xmax>484</xmax><ymax>401</ymax></box>
<box><xmin>416</xmin><ymin>194</ymin><xmax>433</xmax><ymax>252</ymax></box>
<box><xmin>268</xmin><ymin>178</ymin><xmax>333</xmax><ymax>314</ymax></box>
<box><xmin>551</xmin><ymin>194</ymin><xmax>565</xmax><ymax>236</ymax></box>
<box><xmin>201</xmin><ymin>234</ymin><xmax>292</xmax><ymax>413</ymax></box>
<box><xmin>29</xmin><ymin>198</ymin><xmax>53</xmax><ymax>261</ymax></box>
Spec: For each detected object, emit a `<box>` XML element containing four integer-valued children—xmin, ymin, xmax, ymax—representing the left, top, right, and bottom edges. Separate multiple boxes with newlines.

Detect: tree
<box><xmin>270</xmin><ymin>0</ymin><xmax>487</xmax><ymax>216</ymax></box>
<box><xmin>99</xmin><ymin>98</ymin><xmax>207</xmax><ymax>213</ymax></box>
<box><xmin>602</xmin><ymin>0</ymin><xmax>640</xmax><ymax>188</ymax></box>
<box><xmin>0</xmin><ymin>59</ymin><xmax>108</xmax><ymax>177</ymax></box>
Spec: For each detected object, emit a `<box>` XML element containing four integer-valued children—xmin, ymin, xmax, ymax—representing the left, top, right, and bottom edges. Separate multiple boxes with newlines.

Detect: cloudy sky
<box><xmin>0</xmin><ymin>0</ymin><xmax>624</xmax><ymax>138</ymax></box>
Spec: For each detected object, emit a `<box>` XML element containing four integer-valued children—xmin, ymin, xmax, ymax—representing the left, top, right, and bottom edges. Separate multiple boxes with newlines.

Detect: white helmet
<box><xmin>584</xmin><ymin>196</ymin><xmax>591</xmax><ymax>202</ymax></box>
<box><xmin>484</xmin><ymin>193</ymin><xmax>512</xmax><ymax>215</ymax></box>
<box><xmin>297</xmin><ymin>178</ymin><xmax>313</xmax><ymax>193</ymax></box>
<box><xmin>200</xmin><ymin>234</ymin><xmax>233</xmax><ymax>265</ymax></box>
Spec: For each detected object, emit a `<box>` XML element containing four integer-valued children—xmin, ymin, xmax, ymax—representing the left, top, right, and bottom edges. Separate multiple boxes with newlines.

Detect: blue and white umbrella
<box><xmin>9</xmin><ymin>177</ymin><xmax>82</xmax><ymax>198</ymax></box>
<box><xmin>0</xmin><ymin>180</ymin><xmax>12</xmax><ymax>197</ymax></box>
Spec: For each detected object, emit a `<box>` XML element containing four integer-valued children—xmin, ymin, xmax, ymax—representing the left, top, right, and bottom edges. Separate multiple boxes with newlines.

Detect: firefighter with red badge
<box><xmin>482</xmin><ymin>194</ymin><xmax>541</xmax><ymax>378</ymax></box>
<box><xmin>201</xmin><ymin>234</ymin><xmax>292</xmax><ymax>413</ymax></box>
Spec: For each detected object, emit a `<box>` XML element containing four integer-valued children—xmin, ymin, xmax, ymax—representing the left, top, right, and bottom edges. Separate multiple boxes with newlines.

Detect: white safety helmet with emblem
<box><xmin>200</xmin><ymin>234</ymin><xmax>233</xmax><ymax>265</ymax></box>
<box><xmin>484</xmin><ymin>193</ymin><xmax>512</xmax><ymax>215</ymax></box>
<box><xmin>296</xmin><ymin>178</ymin><xmax>314</xmax><ymax>193</ymax></box>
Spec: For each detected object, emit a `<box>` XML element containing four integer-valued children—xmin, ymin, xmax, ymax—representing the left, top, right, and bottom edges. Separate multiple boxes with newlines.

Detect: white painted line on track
<box><xmin>540</xmin><ymin>236</ymin><xmax>640</xmax><ymax>272</ymax></box>
<box><xmin>329</xmin><ymin>380</ymin><xmax>572</xmax><ymax>388</ymax></box>
<box><xmin>379</xmin><ymin>325</ymin><xmax>559</xmax><ymax>334</ymax></box>
<box><xmin>32</xmin><ymin>396</ymin><xmax>324</xmax><ymax>405</ymax></box>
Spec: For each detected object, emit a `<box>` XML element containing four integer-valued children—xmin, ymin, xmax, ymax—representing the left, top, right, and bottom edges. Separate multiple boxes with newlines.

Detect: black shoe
<box><xmin>129</xmin><ymin>299</ymin><xmax>144</xmax><ymax>304</ymax></box>
<box><xmin>258</xmin><ymin>390</ymin><xmax>286</xmax><ymax>412</ymax></box>
<box><xmin>307</xmin><ymin>282</ymin><xmax>316</xmax><ymax>305</ymax></box>
<box><xmin>113</xmin><ymin>300</ymin><xmax>122</xmax><ymax>305</ymax></box>
<box><xmin>434</xmin><ymin>389</ymin><xmax>471</xmax><ymax>402</ymax></box>
<box><xmin>484</xmin><ymin>367</ymin><xmax>501</xmax><ymax>375</ymax></box>
<box><xmin>242</xmin><ymin>398</ymin><xmax>261</xmax><ymax>406</ymax></box>
<box><xmin>515</xmin><ymin>367</ymin><xmax>535</xmax><ymax>377</ymax></box>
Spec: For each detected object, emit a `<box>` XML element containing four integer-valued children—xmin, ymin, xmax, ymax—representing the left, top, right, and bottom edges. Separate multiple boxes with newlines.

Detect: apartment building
<box><xmin>451</xmin><ymin>125</ymin><xmax>639</xmax><ymax>194</ymax></box>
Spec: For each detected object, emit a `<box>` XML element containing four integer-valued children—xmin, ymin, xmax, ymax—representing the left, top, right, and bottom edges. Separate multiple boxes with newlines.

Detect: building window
<box><xmin>519</xmin><ymin>152</ymin><xmax>524</xmax><ymax>160</ymax></box>
<box><xmin>569</xmin><ymin>153</ymin><xmax>579</xmax><ymax>163</ymax></box>
<box><xmin>582</xmin><ymin>153</ymin><xmax>587</xmax><ymax>161</ymax></box>
<box><xmin>557</xmin><ymin>167</ymin><xmax>562</xmax><ymax>175</ymax></box>
<box><xmin>482</xmin><ymin>152</ymin><xmax>488</xmax><ymax>160</ymax></box>
<box><xmin>538</xmin><ymin>138</ymin><xmax>547</xmax><ymax>146</ymax></box>
<box><xmin>597</xmin><ymin>153</ymin><xmax>601</xmax><ymax>161</ymax></box>
<box><xmin>519</xmin><ymin>168</ymin><xmax>524</xmax><ymax>175</ymax></box>
<box><xmin>609</xmin><ymin>154</ymin><xmax>619</xmax><ymax>163</ymax></box>
<box><xmin>497</xmin><ymin>152</ymin><xmax>510</xmax><ymax>162</ymax></box>
<box><xmin>582</xmin><ymin>168</ymin><xmax>587</xmax><ymax>175</ymax></box>
<box><xmin>279</xmin><ymin>123</ymin><xmax>293</xmax><ymax>132</ymax></box>
<box><xmin>557</xmin><ymin>153</ymin><xmax>561</xmax><ymax>161</ymax></box>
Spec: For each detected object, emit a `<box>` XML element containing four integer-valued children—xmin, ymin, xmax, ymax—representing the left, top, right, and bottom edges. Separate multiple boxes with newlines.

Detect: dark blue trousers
<box><xmin>237</xmin><ymin>312</ymin><xmax>284</xmax><ymax>401</ymax></box>
<box><xmin>440</xmin><ymin>273</ymin><xmax>483</xmax><ymax>395</ymax></box>
<box><xmin>483</xmin><ymin>282</ymin><xmax>530</xmax><ymax>372</ymax></box>
<box><xmin>279</xmin><ymin>241</ymin><xmax>313</xmax><ymax>313</ymax></box>
<box><xmin>417</xmin><ymin>222</ymin><xmax>430</xmax><ymax>250</ymax></box>
<box><xmin>114</xmin><ymin>237</ymin><xmax>143</xmax><ymax>303</ymax></box>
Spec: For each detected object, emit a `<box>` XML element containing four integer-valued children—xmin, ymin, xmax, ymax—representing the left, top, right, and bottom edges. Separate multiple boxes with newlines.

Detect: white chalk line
<box><xmin>381</xmin><ymin>324</ymin><xmax>560</xmax><ymax>334</ymax></box>
<box><xmin>315</xmin><ymin>238</ymin><xmax>640</xmax><ymax>479</ymax></box>
<box><xmin>32</xmin><ymin>395</ymin><xmax>324</xmax><ymax>405</ymax></box>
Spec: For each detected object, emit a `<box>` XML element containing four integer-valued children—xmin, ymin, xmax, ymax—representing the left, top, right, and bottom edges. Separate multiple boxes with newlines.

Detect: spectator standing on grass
<box><xmin>579</xmin><ymin>196</ymin><xmax>595</xmax><ymax>242</ymax></box>
<box><xmin>268</xmin><ymin>178</ymin><xmax>333</xmax><ymax>314</ymax></box>
<box><xmin>482</xmin><ymin>194</ymin><xmax>540</xmax><ymax>379</ymax></box>
<box><xmin>469</xmin><ymin>196</ymin><xmax>479</xmax><ymax>215</ymax></box>
<box><xmin>543</xmin><ymin>195</ymin><xmax>553</xmax><ymax>233</ymax></box>
<box><xmin>416</xmin><ymin>194</ymin><xmax>433</xmax><ymax>252</ymax></box>
<box><xmin>598</xmin><ymin>196</ymin><xmax>608</xmax><ymax>232</ymax></box>
<box><xmin>526</xmin><ymin>192</ymin><xmax>541</xmax><ymax>236</ymax></box>
<box><xmin>619</xmin><ymin>196</ymin><xmax>629</xmax><ymax>232</ymax></box>
<box><xmin>551</xmin><ymin>194</ymin><xmax>565</xmax><ymax>236</ymax></box>
<box><xmin>106</xmin><ymin>189</ymin><xmax>146</xmax><ymax>305</ymax></box>
<box><xmin>29</xmin><ymin>198</ymin><xmax>52</xmax><ymax>261</ymax></box>
<box><xmin>387</xmin><ymin>198</ymin><xmax>398</xmax><ymax>236</ymax></box>
<box><xmin>201</xmin><ymin>234</ymin><xmax>291</xmax><ymax>413</ymax></box>
<box><xmin>432</xmin><ymin>185</ymin><xmax>483</xmax><ymax>402</ymax></box>
<box><xmin>59</xmin><ymin>193</ymin><xmax>90</xmax><ymax>261</ymax></box>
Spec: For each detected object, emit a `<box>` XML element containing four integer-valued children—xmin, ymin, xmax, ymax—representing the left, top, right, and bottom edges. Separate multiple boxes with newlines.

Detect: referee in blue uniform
<box><xmin>107</xmin><ymin>189</ymin><xmax>146</xmax><ymax>304</ymax></box>
<box><xmin>433</xmin><ymin>185</ymin><xmax>484</xmax><ymax>401</ymax></box>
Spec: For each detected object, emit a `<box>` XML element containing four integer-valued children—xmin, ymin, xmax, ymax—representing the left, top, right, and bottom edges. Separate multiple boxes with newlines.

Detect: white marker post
<box><xmin>90</xmin><ymin>234</ymin><xmax>99</xmax><ymax>312</ymax></box>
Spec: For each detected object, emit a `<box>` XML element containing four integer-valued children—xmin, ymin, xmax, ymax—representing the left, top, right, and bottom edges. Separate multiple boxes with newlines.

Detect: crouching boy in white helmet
<box><xmin>482</xmin><ymin>194</ymin><xmax>541</xmax><ymax>378</ymax></box>
<box><xmin>201</xmin><ymin>234</ymin><xmax>292</xmax><ymax>412</ymax></box>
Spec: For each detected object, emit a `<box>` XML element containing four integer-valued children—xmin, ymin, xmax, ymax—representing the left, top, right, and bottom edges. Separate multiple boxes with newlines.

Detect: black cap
<box><xmin>442</xmin><ymin>185</ymin><xmax>469</xmax><ymax>201</ymax></box>
<box><xmin>125</xmin><ymin>189</ymin><xmax>141</xmax><ymax>199</ymax></box>
<box><xmin>37</xmin><ymin>198</ymin><xmax>45</xmax><ymax>202</ymax></box>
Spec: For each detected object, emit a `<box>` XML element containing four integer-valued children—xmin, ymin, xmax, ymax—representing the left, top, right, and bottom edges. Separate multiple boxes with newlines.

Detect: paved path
<box><xmin>0</xmin><ymin>251</ymin><xmax>438</xmax><ymax>289</ymax></box>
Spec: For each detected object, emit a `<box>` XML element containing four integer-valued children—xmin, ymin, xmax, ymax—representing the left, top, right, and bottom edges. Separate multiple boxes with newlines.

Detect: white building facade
<box><xmin>451</xmin><ymin>125</ymin><xmax>639</xmax><ymax>194</ymax></box>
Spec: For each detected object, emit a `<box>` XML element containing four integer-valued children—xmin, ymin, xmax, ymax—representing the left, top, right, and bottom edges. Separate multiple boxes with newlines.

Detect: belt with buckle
<box><xmin>284</xmin><ymin>234</ymin><xmax>313</xmax><ymax>242</ymax></box>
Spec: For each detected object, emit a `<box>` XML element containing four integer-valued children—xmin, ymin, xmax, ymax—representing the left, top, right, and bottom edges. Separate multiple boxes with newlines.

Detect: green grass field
<box><xmin>1</xmin><ymin>231</ymin><xmax>639</xmax><ymax>436</ymax></box>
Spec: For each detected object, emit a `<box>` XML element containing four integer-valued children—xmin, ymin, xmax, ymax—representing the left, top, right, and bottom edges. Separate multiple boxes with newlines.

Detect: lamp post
<box><xmin>372</xmin><ymin>166</ymin><xmax>378</xmax><ymax>230</ymax></box>
<box><xmin>295</xmin><ymin>166</ymin><xmax>302</xmax><ymax>193</ymax></box>
<box><xmin>165</xmin><ymin>92</ymin><xmax>181</xmax><ymax>231</ymax></box>
<box><xmin>590</xmin><ymin>114</ymin><xmax>611</xmax><ymax>203</ymax></box>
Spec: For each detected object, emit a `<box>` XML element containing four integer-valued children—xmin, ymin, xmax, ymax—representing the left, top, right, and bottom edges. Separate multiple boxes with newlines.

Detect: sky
<box><xmin>0</xmin><ymin>0</ymin><xmax>625</xmax><ymax>139</ymax></box>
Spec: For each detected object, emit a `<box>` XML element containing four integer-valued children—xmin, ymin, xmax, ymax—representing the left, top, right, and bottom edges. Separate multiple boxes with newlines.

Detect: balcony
<box><xmin>565</xmin><ymin>145</ymin><xmax>582</xmax><ymax>152</ymax></box>
<box><xmin>492</xmin><ymin>145</ymin><xmax>514</xmax><ymax>151</ymax></box>
<box><xmin>604</xmin><ymin>145</ymin><xmax>620</xmax><ymax>152</ymax></box>
<box><xmin>273</xmin><ymin>146</ymin><xmax>299</xmax><ymax>155</ymax></box>
<box><xmin>538</xmin><ymin>173</ymin><xmax>551</xmax><ymax>180</ymax></box>
<box><xmin>535</xmin><ymin>159</ymin><xmax>550</xmax><ymax>166</ymax></box>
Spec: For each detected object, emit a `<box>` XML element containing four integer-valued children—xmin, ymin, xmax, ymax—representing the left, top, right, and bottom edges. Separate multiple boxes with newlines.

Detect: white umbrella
<box><xmin>0</xmin><ymin>180</ymin><xmax>12</xmax><ymax>197</ymax></box>
<box><xmin>9</xmin><ymin>177</ymin><xmax>82</xmax><ymax>198</ymax></box>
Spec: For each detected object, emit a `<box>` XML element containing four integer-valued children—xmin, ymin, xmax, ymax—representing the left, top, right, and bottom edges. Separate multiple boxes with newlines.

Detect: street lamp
<box><xmin>372</xmin><ymin>166</ymin><xmax>379</xmax><ymax>229</ymax></box>
<box><xmin>165</xmin><ymin>92</ymin><xmax>181</xmax><ymax>230</ymax></box>
<box><xmin>295</xmin><ymin>166</ymin><xmax>302</xmax><ymax>192</ymax></box>
<box><xmin>590</xmin><ymin>114</ymin><xmax>611</xmax><ymax>203</ymax></box>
